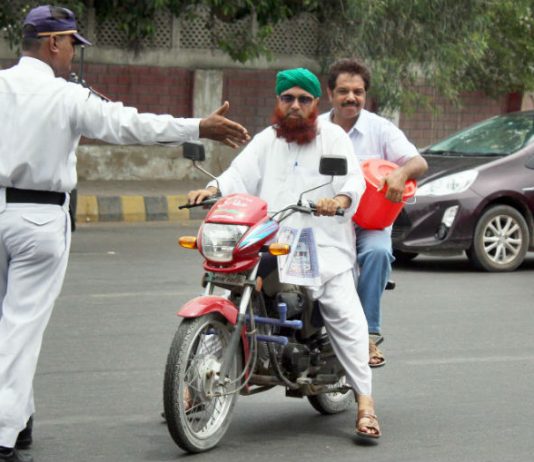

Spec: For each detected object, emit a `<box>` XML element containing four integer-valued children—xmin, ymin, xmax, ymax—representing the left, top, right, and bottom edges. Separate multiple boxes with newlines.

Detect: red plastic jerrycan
<box><xmin>352</xmin><ymin>159</ymin><xmax>417</xmax><ymax>230</ymax></box>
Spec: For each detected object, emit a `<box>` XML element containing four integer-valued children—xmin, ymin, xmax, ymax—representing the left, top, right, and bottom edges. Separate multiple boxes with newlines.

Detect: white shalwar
<box><xmin>212</xmin><ymin>120</ymin><xmax>373</xmax><ymax>395</ymax></box>
<box><xmin>0</xmin><ymin>57</ymin><xmax>200</xmax><ymax>447</ymax></box>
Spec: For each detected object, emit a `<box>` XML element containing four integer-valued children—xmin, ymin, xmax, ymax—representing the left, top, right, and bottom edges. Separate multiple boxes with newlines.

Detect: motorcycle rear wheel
<box><xmin>163</xmin><ymin>313</ymin><xmax>242</xmax><ymax>453</ymax></box>
<box><xmin>307</xmin><ymin>376</ymin><xmax>354</xmax><ymax>415</ymax></box>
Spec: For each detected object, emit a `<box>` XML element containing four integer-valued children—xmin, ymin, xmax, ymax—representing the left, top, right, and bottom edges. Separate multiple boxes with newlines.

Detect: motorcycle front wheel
<box><xmin>307</xmin><ymin>376</ymin><xmax>354</xmax><ymax>415</ymax></box>
<box><xmin>163</xmin><ymin>313</ymin><xmax>242</xmax><ymax>453</ymax></box>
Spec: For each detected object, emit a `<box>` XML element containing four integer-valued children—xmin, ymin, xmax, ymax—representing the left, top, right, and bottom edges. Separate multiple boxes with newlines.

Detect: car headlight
<box><xmin>416</xmin><ymin>170</ymin><xmax>478</xmax><ymax>197</ymax></box>
<box><xmin>200</xmin><ymin>223</ymin><xmax>249</xmax><ymax>262</ymax></box>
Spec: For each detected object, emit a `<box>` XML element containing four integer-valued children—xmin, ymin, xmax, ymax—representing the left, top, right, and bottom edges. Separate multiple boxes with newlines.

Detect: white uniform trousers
<box><xmin>307</xmin><ymin>269</ymin><xmax>372</xmax><ymax>396</ymax></box>
<box><xmin>0</xmin><ymin>201</ymin><xmax>71</xmax><ymax>447</ymax></box>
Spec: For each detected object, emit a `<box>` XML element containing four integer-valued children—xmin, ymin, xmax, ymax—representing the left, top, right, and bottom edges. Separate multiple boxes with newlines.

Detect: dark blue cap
<box><xmin>23</xmin><ymin>5</ymin><xmax>92</xmax><ymax>46</ymax></box>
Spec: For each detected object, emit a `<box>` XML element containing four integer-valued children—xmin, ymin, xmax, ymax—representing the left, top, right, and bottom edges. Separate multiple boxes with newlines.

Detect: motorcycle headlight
<box><xmin>200</xmin><ymin>223</ymin><xmax>249</xmax><ymax>262</ymax></box>
<box><xmin>416</xmin><ymin>170</ymin><xmax>478</xmax><ymax>197</ymax></box>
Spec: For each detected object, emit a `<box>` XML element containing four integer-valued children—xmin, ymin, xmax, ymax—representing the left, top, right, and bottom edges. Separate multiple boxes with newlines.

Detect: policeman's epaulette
<box><xmin>88</xmin><ymin>87</ymin><xmax>111</xmax><ymax>102</ymax></box>
<box><xmin>68</xmin><ymin>72</ymin><xmax>111</xmax><ymax>102</ymax></box>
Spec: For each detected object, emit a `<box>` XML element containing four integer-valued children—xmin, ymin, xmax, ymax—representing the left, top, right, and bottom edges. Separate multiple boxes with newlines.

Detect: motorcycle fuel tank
<box><xmin>205</xmin><ymin>194</ymin><xmax>268</xmax><ymax>226</ymax></box>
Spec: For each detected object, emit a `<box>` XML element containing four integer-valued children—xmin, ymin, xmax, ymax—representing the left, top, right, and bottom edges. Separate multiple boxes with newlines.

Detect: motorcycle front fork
<box><xmin>214</xmin><ymin>263</ymin><xmax>260</xmax><ymax>381</ymax></box>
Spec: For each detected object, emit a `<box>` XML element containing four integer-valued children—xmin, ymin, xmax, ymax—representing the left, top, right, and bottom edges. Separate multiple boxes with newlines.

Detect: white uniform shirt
<box><xmin>211</xmin><ymin>120</ymin><xmax>366</xmax><ymax>283</ymax></box>
<box><xmin>0</xmin><ymin>57</ymin><xmax>200</xmax><ymax>192</ymax></box>
<box><xmin>320</xmin><ymin>108</ymin><xmax>419</xmax><ymax>165</ymax></box>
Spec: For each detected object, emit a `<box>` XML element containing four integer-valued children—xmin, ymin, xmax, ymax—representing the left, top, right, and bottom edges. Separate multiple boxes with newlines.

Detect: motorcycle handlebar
<box><xmin>178</xmin><ymin>196</ymin><xmax>219</xmax><ymax>210</ymax></box>
<box><xmin>306</xmin><ymin>200</ymin><xmax>345</xmax><ymax>217</ymax></box>
<box><xmin>178</xmin><ymin>197</ymin><xmax>345</xmax><ymax>217</ymax></box>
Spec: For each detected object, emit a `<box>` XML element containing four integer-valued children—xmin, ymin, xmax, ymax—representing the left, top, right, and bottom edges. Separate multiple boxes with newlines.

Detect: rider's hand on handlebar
<box><xmin>187</xmin><ymin>187</ymin><xmax>219</xmax><ymax>205</ymax></box>
<box><xmin>314</xmin><ymin>195</ymin><xmax>350</xmax><ymax>216</ymax></box>
<box><xmin>199</xmin><ymin>101</ymin><xmax>251</xmax><ymax>148</ymax></box>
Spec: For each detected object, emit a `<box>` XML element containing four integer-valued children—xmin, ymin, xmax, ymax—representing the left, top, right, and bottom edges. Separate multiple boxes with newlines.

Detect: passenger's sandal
<box><xmin>355</xmin><ymin>411</ymin><xmax>381</xmax><ymax>439</ymax></box>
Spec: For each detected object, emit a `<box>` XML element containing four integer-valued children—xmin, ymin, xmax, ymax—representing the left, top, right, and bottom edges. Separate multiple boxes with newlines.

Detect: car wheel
<box><xmin>393</xmin><ymin>249</ymin><xmax>418</xmax><ymax>265</ymax></box>
<box><xmin>466</xmin><ymin>205</ymin><xmax>529</xmax><ymax>272</ymax></box>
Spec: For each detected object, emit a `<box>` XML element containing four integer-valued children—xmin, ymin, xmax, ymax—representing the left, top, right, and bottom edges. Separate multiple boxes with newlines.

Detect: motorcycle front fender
<box><xmin>178</xmin><ymin>295</ymin><xmax>252</xmax><ymax>391</ymax></box>
<box><xmin>178</xmin><ymin>296</ymin><xmax>238</xmax><ymax>325</ymax></box>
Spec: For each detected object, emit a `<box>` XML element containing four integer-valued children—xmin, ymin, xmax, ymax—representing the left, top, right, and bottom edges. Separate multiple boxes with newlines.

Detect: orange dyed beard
<box><xmin>271</xmin><ymin>105</ymin><xmax>319</xmax><ymax>145</ymax></box>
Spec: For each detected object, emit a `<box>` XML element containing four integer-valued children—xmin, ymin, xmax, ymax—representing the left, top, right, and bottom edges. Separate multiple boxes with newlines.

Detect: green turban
<box><xmin>275</xmin><ymin>68</ymin><xmax>322</xmax><ymax>98</ymax></box>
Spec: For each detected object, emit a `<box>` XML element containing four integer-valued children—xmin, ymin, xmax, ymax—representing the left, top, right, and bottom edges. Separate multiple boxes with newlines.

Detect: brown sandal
<box><xmin>369</xmin><ymin>340</ymin><xmax>386</xmax><ymax>368</ymax></box>
<box><xmin>355</xmin><ymin>411</ymin><xmax>381</xmax><ymax>439</ymax></box>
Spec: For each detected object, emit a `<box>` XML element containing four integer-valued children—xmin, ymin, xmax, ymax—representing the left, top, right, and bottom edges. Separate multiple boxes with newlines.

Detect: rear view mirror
<box><xmin>526</xmin><ymin>154</ymin><xmax>534</xmax><ymax>170</ymax></box>
<box><xmin>182</xmin><ymin>142</ymin><xmax>219</xmax><ymax>185</ymax></box>
<box><xmin>183</xmin><ymin>142</ymin><xmax>205</xmax><ymax>162</ymax></box>
<box><xmin>319</xmin><ymin>156</ymin><xmax>347</xmax><ymax>176</ymax></box>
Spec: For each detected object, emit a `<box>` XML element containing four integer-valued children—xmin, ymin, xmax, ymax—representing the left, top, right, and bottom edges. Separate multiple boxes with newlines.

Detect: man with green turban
<box><xmin>275</xmin><ymin>67</ymin><xmax>322</xmax><ymax>98</ymax></box>
<box><xmin>188</xmin><ymin>67</ymin><xmax>381</xmax><ymax>440</ymax></box>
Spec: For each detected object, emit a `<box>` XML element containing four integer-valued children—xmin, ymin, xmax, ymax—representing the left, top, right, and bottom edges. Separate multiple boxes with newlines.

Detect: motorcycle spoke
<box><xmin>164</xmin><ymin>314</ymin><xmax>241</xmax><ymax>452</ymax></box>
<box><xmin>182</xmin><ymin>322</ymin><xmax>236</xmax><ymax>436</ymax></box>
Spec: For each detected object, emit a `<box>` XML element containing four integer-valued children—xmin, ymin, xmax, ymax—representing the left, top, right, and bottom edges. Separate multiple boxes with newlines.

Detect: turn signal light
<box><xmin>178</xmin><ymin>236</ymin><xmax>197</xmax><ymax>249</ymax></box>
<box><xmin>268</xmin><ymin>243</ymin><xmax>290</xmax><ymax>256</ymax></box>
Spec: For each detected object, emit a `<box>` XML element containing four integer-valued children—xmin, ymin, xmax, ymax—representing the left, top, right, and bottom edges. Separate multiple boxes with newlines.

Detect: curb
<box><xmin>76</xmin><ymin>194</ymin><xmax>206</xmax><ymax>224</ymax></box>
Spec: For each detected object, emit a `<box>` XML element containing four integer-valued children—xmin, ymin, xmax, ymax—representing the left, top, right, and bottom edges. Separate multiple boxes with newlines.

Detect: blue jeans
<box><xmin>355</xmin><ymin>225</ymin><xmax>394</xmax><ymax>335</ymax></box>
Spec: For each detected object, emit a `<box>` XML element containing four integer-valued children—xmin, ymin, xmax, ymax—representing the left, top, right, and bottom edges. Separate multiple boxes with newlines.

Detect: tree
<box><xmin>322</xmin><ymin>0</ymin><xmax>534</xmax><ymax>110</ymax></box>
<box><xmin>2</xmin><ymin>0</ymin><xmax>532</xmax><ymax>111</ymax></box>
<box><xmin>92</xmin><ymin>0</ymin><xmax>320</xmax><ymax>58</ymax></box>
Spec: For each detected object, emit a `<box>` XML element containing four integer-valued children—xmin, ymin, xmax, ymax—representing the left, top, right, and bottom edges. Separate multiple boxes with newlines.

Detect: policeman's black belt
<box><xmin>6</xmin><ymin>188</ymin><xmax>66</xmax><ymax>205</ymax></box>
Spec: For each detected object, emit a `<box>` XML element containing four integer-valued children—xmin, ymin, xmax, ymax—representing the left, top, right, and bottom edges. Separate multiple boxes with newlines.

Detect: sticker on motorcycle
<box><xmin>277</xmin><ymin>226</ymin><xmax>320</xmax><ymax>286</ymax></box>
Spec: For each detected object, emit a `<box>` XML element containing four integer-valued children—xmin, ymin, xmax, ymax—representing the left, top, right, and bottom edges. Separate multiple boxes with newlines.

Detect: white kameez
<box><xmin>211</xmin><ymin>120</ymin><xmax>373</xmax><ymax>395</ymax></box>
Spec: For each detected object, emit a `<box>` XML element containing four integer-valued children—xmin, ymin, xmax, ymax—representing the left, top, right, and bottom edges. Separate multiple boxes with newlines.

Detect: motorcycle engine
<box><xmin>282</xmin><ymin>343</ymin><xmax>311</xmax><ymax>376</ymax></box>
<box><xmin>276</xmin><ymin>291</ymin><xmax>306</xmax><ymax>319</ymax></box>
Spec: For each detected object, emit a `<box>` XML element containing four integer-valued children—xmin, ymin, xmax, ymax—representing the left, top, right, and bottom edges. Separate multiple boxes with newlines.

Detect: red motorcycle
<box><xmin>163</xmin><ymin>143</ymin><xmax>354</xmax><ymax>453</ymax></box>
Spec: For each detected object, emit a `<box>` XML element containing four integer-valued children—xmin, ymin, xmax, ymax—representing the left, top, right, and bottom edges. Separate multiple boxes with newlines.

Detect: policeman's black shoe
<box><xmin>0</xmin><ymin>447</ymin><xmax>33</xmax><ymax>462</ymax></box>
<box><xmin>15</xmin><ymin>417</ymin><xmax>33</xmax><ymax>450</ymax></box>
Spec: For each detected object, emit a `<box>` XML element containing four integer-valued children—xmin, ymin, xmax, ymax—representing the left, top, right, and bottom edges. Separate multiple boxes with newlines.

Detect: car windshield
<box><xmin>422</xmin><ymin>112</ymin><xmax>534</xmax><ymax>156</ymax></box>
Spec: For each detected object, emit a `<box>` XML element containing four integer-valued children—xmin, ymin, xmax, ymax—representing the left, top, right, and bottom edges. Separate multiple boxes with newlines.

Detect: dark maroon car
<box><xmin>393</xmin><ymin>110</ymin><xmax>534</xmax><ymax>271</ymax></box>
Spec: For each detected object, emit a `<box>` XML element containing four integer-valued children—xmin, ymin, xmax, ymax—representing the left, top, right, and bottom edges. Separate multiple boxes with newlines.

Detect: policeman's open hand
<box><xmin>187</xmin><ymin>187</ymin><xmax>218</xmax><ymax>205</ymax></box>
<box><xmin>199</xmin><ymin>101</ymin><xmax>250</xmax><ymax>148</ymax></box>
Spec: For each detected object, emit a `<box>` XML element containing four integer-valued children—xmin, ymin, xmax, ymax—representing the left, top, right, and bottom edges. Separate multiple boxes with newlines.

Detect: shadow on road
<box><xmin>394</xmin><ymin>253</ymin><xmax>534</xmax><ymax>273</ymax></box>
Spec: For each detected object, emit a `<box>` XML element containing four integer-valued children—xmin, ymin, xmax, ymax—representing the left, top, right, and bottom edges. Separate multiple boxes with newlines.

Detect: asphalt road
<box><xmin>28</xmin><ymin>222</ymin><xmax>534</xmax><ymax>462</ymax></box>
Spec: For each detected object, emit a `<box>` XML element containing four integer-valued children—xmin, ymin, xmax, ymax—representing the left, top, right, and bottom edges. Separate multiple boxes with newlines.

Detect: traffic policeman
<box><xmin>0</xmin><ymin>5</ymin><xmax>249</xmax><ymax>461</ymax></box>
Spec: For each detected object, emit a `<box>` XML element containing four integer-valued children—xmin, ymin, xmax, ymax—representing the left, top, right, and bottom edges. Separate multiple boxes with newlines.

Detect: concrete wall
<box><xmin>522</xmin><ymin>92</ymin><xmax>534</xmax><ymax>111</ymax></box>
<box><xmin>399</xmin><ymin>86</ymin><xmax>509</xmax><ymax>148</ymax></box>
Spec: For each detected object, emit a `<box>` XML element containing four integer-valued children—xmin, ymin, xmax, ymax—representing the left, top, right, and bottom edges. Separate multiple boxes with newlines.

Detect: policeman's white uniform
<box><xmin>0</xmin><ymin>57</ymin><xmax>200</xmax><ymax>447</ymax></box>
<box><xmin>210</xmin><ymin>120</ymin><xmax>373</xmax><ymax>395</ymax></box>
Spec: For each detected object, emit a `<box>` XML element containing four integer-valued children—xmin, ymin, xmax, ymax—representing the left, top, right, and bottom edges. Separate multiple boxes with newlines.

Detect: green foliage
<box><xmin>94</xmin><ymin>0</ymin><xmax>168</xmax><ymax>52</ymax></box>
<box><xmin>466</xmin><ymin>0</ymin><xmax>534</xmax><ymax>96</ymax></box>
<box><xmin>322</xmin><ymin>0</ymin><xmax>534</xmax><ymax>110</ymax></box>
<box><xmin>166</xmin><ymin>0</ymin><xmax>321</xmax><ymax>62</ymax></box>
<box><xmin>92</xmin><ymin>0</ymin><xmax>318</xmax><ymax>55</ymax></box>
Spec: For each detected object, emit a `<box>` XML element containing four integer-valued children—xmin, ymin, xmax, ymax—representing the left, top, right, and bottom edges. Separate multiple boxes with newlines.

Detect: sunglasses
<box><xmin>279</xmin><ymin>94</ymin><xmax>315</xmax><ymax>105</ymax></box>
